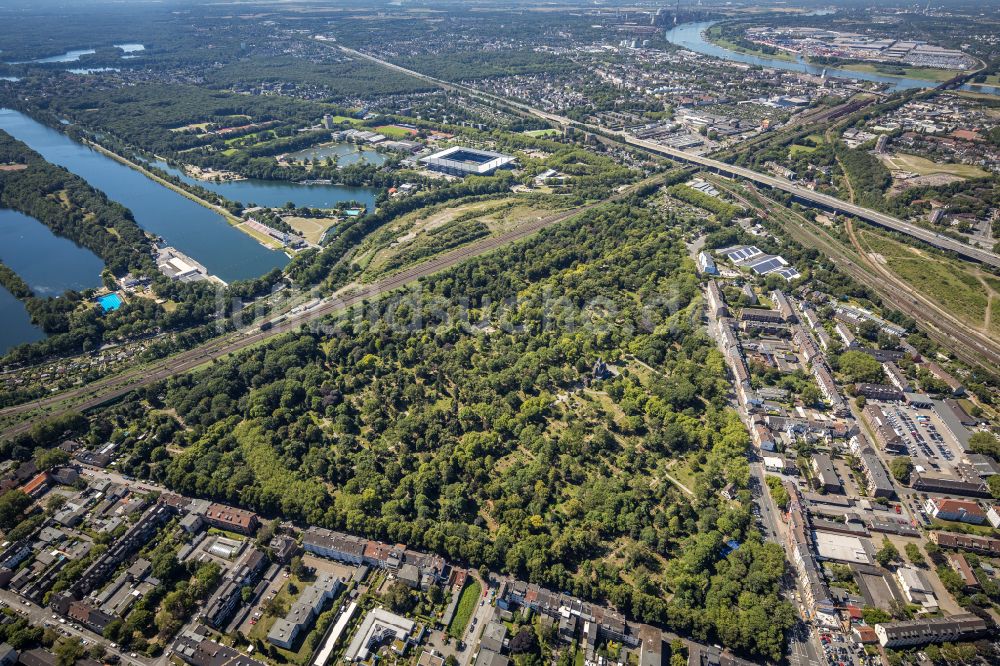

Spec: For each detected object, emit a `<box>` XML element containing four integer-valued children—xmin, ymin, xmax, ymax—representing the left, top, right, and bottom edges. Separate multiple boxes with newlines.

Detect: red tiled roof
<box><xmin>21</xmin><ymin>472</ymin><xmax>50</xmax><ymax>495</ymax></box>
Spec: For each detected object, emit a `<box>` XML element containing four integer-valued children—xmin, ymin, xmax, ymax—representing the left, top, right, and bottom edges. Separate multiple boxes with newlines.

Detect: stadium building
<box><xmin>420</xmin><ymin>146</ymin><xmax>515</xmax><ymax>176</ymax></box>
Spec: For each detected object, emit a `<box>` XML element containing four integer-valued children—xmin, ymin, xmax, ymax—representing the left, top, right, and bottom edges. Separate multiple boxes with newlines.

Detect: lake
<box><xmin>664</xmin><ymin>21</ymin><xmax>998</xmax><ymax>96</ymax></box>
<box><xmin>284</xmin><ymin>141</ymin><xmax>386</xmax><ymax>168</ymax></box>
<box><xmin>7</xmin><ymin>43</ymin><xmax>145</xmax><ymax>65</ymax></box>
<box><xmin>0</xmin><ymin>208</ymin><xmax>105</xmax><ymax>353</ymax></box>
<box><xmin>150</xmin><ymin>159</ymin><xmax>379</xmax><ymax>212</ymax></box>
<box><xmin>0</xmin><ymin>285</ymin><xmax>44</xmax><ymax>355</ymax></box>
<box><xmin>0</xmin><ymin>108</ymin><xmax>288</xmax><ymax>283</ymax></box>
<box><xmin>0</xmin><ymin>209</ymin><xmax>103</xmax><ymax>295</ymax></box>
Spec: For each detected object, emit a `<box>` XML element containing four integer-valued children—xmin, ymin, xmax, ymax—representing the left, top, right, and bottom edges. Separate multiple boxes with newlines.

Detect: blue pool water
<box><xmin>97</xmin><ymin>293</ymin><xmax>123</xmax><ymax>312</ymax></box>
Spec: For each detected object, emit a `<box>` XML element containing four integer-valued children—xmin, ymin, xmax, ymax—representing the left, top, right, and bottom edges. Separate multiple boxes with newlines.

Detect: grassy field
<box><xmin>859</xmin><ymin>229</ymin><xmax>990</xmax><ymax>329</ymax></box>
<box><xmin>523</xmin><ymin>128</ymin><xmax>561</xmax><ymax>138</ymax></box>
<box><xmin>881</xmin><ymin>153</ymin><xmax>989</xmax><ymax>179</ymax></box>
<box><xmin>448</xmin><ymin>578</ymin><xmax>482</xmax><ymax>639</ymax></box>
<box><xmin>375</xmin><ymin>124</ymin><xmax>417</xmax><ymax>139</ymax></box>
<box><xmin>841</xmin><ymin>63</ymin><xmax>958</xmax><ymax>83</ymax></box>
<box><xmin>358</xmin><ymin>196</ymin><xmax>570</xmax><ymax>278</ymax></box>
<box><xmin>704</xmin><ymin>25</ymin><xmax>797</xmax><ymax>62</ymax></box>
<box><xmin>789</xmin><ymin>144</ymin><xmax>817</xmax><ymax>157</ymax></box>
<box><xmin>285</xmin><ymin>216</ymin><xmax>336</xmax><ymax>244</ymax></box>
<box><xmin>329</xmin><ymin>115</ymin><xmax>364</xmax><ymax>127</ymax></box>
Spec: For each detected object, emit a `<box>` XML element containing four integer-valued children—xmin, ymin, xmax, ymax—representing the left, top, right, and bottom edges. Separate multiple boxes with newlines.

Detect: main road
<box><xmin>339</xmin><ymin>44</ymin><xmax>1000</xmax><ymax>269</ymax></box>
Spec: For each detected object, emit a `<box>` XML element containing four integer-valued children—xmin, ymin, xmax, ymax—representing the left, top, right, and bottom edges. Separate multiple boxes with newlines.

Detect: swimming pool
<box><xmin>97</xmin><ymin>293</ymin><xmax>123</xmax><ymax>312</ymax></box>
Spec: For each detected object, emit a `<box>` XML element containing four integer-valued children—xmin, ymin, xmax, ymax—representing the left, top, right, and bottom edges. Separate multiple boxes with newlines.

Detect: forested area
<box><xmin>835</xmin><ymin>144</ymin><xmax>892</xmax><ymax>208</ymax></box>
<box><xmin>396</xmin><ymin>50</ymin><xmax>577</xmax><ymax>82</ymax></box>
<box><xmin>19</xmin><ymin>83</ymin><xmax>334</xmax><ymax>158</ymax></box>
<box><xmin>62</xmin><ymin>202</ymin><xmax>795</xmax><ymax>661</ymax></box>
<box><xmin>207</xmin><ymin>56</ymin><xmax>436</xmax><ymax>100</ymax></box>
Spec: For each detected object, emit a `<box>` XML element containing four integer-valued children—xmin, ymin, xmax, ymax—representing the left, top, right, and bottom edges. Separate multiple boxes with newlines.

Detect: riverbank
<box><xmin>84</xmin><ymin>140</ymin><xmax>288</xmax><ymax>253</ymax></box>
<box><xmin>669</xmin><ymin>20</ymin><xmax>992</xmax><ymax>94</ymax></box>
<box><xmin>839</xmin><ymin>63</ymin><xmax>960</xmax><ymax>83</ymax></box>
<box><xmin>703</xmin><ymin>24</ymin><xmax>960</xmax><ymax>82</ymax></box>
<box><xmin>704</xmin><ymin>24</ymin><xmax>798</xmax><ymax>63</ymax></box>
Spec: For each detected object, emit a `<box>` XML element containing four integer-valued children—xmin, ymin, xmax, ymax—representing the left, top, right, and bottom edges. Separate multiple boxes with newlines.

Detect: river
<box><xmin>0</xmin><ymin>108</ymin><xmax>289</xmax><ymax>283</ymax></box>
<box><xmin>149</xmin><ymin>159</ymin><xmax>379</xmax><ymax>212</ymax></box>
<box><xmin>664</xmin><ymin>21</ymin><xmax>1000</xmax><ymax>96</ymax></box>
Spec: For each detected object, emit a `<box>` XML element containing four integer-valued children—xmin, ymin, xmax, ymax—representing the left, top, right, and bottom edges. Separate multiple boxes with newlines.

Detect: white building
<box><xmin>896</xmin><ymin>567</ymin><xmax>938</xmax><ymax>612</ymax></box>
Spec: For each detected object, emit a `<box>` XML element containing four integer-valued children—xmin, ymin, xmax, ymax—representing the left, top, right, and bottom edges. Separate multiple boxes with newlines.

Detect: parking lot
<box><xmin>878</xmin><ymin>403</ymin><xmax>963</xmax><ymax>475</ymax></box>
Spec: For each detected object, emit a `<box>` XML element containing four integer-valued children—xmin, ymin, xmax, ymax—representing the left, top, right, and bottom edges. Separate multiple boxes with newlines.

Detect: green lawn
<box><xmin>789</xmin><ymin>144</ymin><xmax>817</xmax><ymax>157</ymax></box>
<box><xmin>859</xmin><ymin>230</ymin><xmax>988</xmax><ymax>328</ymax></box>
<box><xmin>841</xmin><ymin>63</ymin><xmax>958</xmax><ymax>83</ymax></box>
<box><xmin>881</xmin><ymin>153</ymin><xmax>989</xmax><ymax>179</ymax></box>
<box><xmin>328</xmin><ymin>115</ymin><xmax>364</xmax><ymax>127</ymax></box>
<box><xmin>375</xmin><ymin>125</ymin><xmax>416</xmax><ymax>139</ymax></box>
<box><xmin>523</xmin><ymin>129</ymin><xmax>561</xmax><ymax>138</ymax></box>
<box><xmin>447</xmin><ymin>578</ymin><xmax>482</xmax><ymax>639</ymax></box>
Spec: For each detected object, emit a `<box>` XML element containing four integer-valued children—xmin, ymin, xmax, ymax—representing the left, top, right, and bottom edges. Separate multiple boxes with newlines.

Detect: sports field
<box><xmin>285</xmin><ymin>216</ymin><xmax>335</xmax><ymax>244</ymax></box>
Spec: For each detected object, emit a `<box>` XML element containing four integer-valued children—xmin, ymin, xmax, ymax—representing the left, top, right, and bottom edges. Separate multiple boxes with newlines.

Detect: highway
<box><xmin>621</xmin><ymin>136</ymin><xmax>1000</xmax><ymax>268</ymax></box>
<box><xmin>339</xmin><ymin>45</ymin><xmax>1000</xmax><ymax>269</ymax></box>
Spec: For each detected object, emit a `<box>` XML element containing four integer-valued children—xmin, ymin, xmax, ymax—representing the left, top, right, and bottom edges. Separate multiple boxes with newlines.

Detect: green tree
<box><xmin>876</xmin><ymin>537</ymin><xmax>899</xmax><ymax>567</ymax></box>
<box><xmin>55</xmin><ymin>638</ymin><xmax>84</xmax><ymax>666</ymax></box>
<box><xmin>383</xmin><ymin>581</ymin><xmax>414</xmax><ymax>614</ymax></box>
<box><xmin>904</xmin><ymin>543</ymin><xmax>925</xmax><ymax>567</ymax></box>
<box><xmin>801</xmin><ymin>384</ymin><xmax>823</xmax><ymax>408</ymax></box>
<box><xmin>765</xmin><ymin>476</ymin><xmax>790</xmax><ymax>510</ymax></box>
<box><xmin>34</xmin><ymin>448</ymin><xmax>70</xmax><ymax>471</ymax></box>
<box><xmin>861</xmin><ymin>607</ymin><xmax>892</xmax><ymax>624</ymax></box>
<box><xmin>0</xmin><ymin>490</ymin><xmax>33</xmax><ymax>529</ymax></box>
<box><xmin>889</xmin><ymin>457</ymin><xmax>913</xmax><ymax>484</ymax></box>
<box><xmin>969</xmin><ymin>431</ymin><xmax>1000</xmax><ymax>459</ymax></box>
<box><xmin>838</xmin><ymin>350</ymin><xmax>884</xmax><ymax>383</ymax></box>
<box><xmin>988</xmin><ymin>475</ymin><xmax>1000</xmax><ymax>499</ymax></box>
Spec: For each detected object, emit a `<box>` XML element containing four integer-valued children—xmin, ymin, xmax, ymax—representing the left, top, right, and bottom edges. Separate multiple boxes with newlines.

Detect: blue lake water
<box><xmin>284</xmin><ymin>142</ymin><xmax>386</xmax><ymax>168</ymax></box>
<box><xmin>7</xmin><ymin>44</ymin><xmax>145</xmax><ymax>65</ymax></box>
<box><xmin>0</xmin><ymin>209</ymin><xmax>103</xmax><ymax>295</ymax></box>
<box><xmin>30</xmin><ymin>48</ymin><xmax>97</xmax><ymax>64</ymax></box>
<box><xmin>0</xmin><ymin>108</ymin><xmax>288</xmax><ymax>283</ymax></box>
<box><xmin>150</xmin><ymin>159</ymin><xmax>379</xmax><ymax>212</ymax></box>
<box><xmin>664</xmin><ymin>21</ymin><xmax>997</xmax><ymax>96</ymax></box>
<box><xmin>0</xmin><ymin>285</ymin><xmax>44</xmax><ymax>354</ymax></box>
